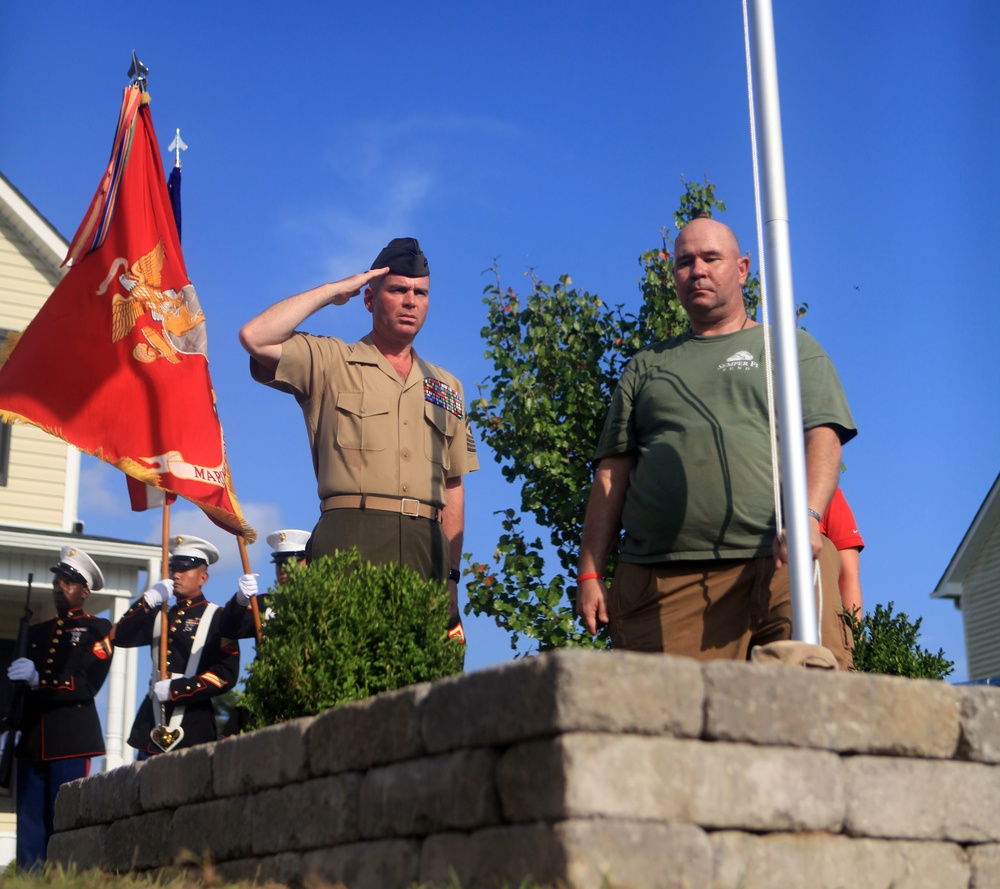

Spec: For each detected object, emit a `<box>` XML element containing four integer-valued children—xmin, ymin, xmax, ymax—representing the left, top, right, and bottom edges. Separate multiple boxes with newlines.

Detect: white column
<box><xmin>122</xmin><ymin>646</ymin><xmax>138</xmax><ymax>765</ymax></box>
<box><xmin>102</xmin><ymin>593</ymin><xmax>130</xmax><ymax>770</ymax></box>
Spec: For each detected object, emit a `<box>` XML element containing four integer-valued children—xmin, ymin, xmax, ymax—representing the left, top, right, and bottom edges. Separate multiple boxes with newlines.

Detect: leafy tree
<box><xmin>849</xmin><ymin>601</ymin><xmax>954</xmax><ymax>679</ymax></box>
<box><xmin>241</xmin><ymin>551</ymin><xmax>463</xmax><ymax>727</ymax></box>
<box><xmin>465</xmin><ymin>177</ymin><xmax>759</xmax><ymax>652</ymax></box>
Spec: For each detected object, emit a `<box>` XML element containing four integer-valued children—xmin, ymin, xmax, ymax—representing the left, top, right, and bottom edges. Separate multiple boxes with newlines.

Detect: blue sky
<box><xmin>2</xmin><ymin>1</ymin><xmax>998</xmax><ymax>678</ymax></box>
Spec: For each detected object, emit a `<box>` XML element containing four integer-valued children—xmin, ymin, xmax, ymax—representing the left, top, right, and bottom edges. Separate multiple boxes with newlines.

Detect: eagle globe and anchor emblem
<box><xmin>100</xmin><ymin>237</ymin><xmax>207</xmax><ymax>364</ymax></box>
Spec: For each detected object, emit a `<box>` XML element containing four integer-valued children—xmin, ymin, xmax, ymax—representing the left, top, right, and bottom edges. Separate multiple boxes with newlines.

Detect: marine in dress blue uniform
<box><xmin>7</xmin><ymin>547</ymin><xmax>112</xmax><ymax>871</ymax></box>
<box><xmin>219</xmin><ymin>528</ymin><xmax>309</xmax><ymax>639</ymax></box>
<box><xmin>113</xmin><ymin>535</ymin><xmax>239</xmax><ymax>756</ymax></box>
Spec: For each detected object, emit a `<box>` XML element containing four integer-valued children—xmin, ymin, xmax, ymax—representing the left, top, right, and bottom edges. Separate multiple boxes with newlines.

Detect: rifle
<box><xmin>0</xmin><ymin>573</ymin><xmax>33</xmax><ymax>789</ymax></box>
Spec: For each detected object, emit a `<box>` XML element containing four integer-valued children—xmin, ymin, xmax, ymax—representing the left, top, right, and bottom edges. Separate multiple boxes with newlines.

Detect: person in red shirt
<box><xmin>820</xmin><ymin>487</ymin><xmax>865</xmax><ymax>617</ymax></box>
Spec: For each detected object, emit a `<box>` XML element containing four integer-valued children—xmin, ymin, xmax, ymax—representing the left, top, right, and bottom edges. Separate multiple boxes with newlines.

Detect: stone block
<box><xmin>844</xmin><ymin>756</ymin><xmax>1000</xmax><ymax>841</ymax></box>
<box><xmin>252</xmin><ymin>773</ymin><xmax>362</xmax><ymax>854</ymax></box>
<box><xmin>213</xmin><ymin>851</ymin><xmax>304</xmax><ymax>886</ymax></box>
<box><xmin>497</xmin><ymin>733</ymin><xmax>844</xmax><ymax>832</ymax></box>
<box><xmin>139</xmin><ymin>743</ymin><xmax>214</xmax><ymax>811</ymax></box>
<box><xmin>307</xmin><ymin>684</ymin><xmax>428</xmax><ymax>776</ymax></box>
<box><xmin>302</xmin><ymin>839</ymin><xmax>421</xmax><ymax>889</ymax></box>
<box><xmin>421</xmin><ymin>820</ymin><xmax>712</xmax><ymax>889</ymax></box>
<box><xmin>75</xmin><ymin>762</ymin><xmax>144</xmax><ymax>827</ymax></box>
<box><xmin>104</xmin><ymin>809</ymin><xmax>174</xmax><ymax>872</ymax></box>
<box><xmin>213</xmin><ymin>716</ymin><xmax>312</xmax><ymax>797</ymax></box>
<box><xmin>46</xmin><ymin>825</ymin><xmax>106</xmax><ymax>872</ymax></box>
<box><xmin>970</xmin><ymin>843</ymin><xmax>1000</xmax><ymax>889</ymax></box>
<box><xmin>360</xmin><ymin>748</ymin><xmax>501</xmax><ymax>838</ymax></box>
<box><xmin>421</xmin><ymin>649</ymin><xmax>704</xmax><ymax>754</ymax></box>
<box><xmin>703</xmin><ymin>661</ymin><xmax>961</xmax><ymax>757</ymax></box>
<box><xmin>959</xmin><ymin>686</ymin><xmax>1000</xmax><ymax>763</ymax></box>
<box><xmin>53</xmin><ymin>776</ymin><xmax>86</xmax><ymax>831</ymax></box>
<box><xmin>710</xmin><ymin>831</ymin><xmax>969</xmax><ymax>889</ymax></box>
<box><xmin>171</xmin><ymin>796</ymin><xmax>254</xmax><ymax>863</ymax></box>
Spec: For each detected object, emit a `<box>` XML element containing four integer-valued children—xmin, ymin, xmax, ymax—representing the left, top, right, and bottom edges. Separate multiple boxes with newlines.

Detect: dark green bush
<box><xmin>240</xmin><ymin>549</ymin><xmax>464</xmax><ymax>727</ymax></box>
<box><xmin>849</xmin><ymin>600</ymin><xmax>954</xmax><ymax>680</ymax></box>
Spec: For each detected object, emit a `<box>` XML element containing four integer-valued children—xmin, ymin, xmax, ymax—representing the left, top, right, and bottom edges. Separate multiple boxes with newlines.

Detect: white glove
<box><xmin>235</xmin><ymin>574</ymin><xmax>259</xmax><ymax>607</ymax></box>
<box><xmin>143</xmin><ymin>579</ymin><xmax>174</xmax><ymax>609</ymax></box>
<box><xmin>0</xmin><ymin>731</ymin><xmax>22</xmax><ymax>756</ymax></box>
<box><xmin>153</xmin><ymin>678</ymin><xmax>173</xmax><ymax>702</ymax></box>
<box><xmin>8</xmin><ymin>657</ymin><xmax>38</xmax><ymax>687</ymax></box>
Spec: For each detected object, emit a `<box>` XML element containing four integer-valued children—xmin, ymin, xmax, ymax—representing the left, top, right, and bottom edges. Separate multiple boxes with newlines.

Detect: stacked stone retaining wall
<box><xmin>49</xmin><ymin>650</ymin><xmax>1000</xmax><ymax>888</ymax></box>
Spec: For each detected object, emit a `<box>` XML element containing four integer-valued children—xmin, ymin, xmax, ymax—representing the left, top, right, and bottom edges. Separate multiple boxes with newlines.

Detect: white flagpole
<box><xmin>748</xmin><ymin>0</ymin><xmax>818</xmax><ymax>643</ymax></box>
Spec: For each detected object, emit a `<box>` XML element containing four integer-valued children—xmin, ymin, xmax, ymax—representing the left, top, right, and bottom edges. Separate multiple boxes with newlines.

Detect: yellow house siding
<box><xmin>0</xmin><ymin>199</ymin><xmax>75</xmax><ymax>531</ymax></box>
<box><xmin>0</xmin><ymin>215</ymin><xmax>61</xmax><ymax>323</ymax></box>
<box><xmin>0</xmin><ymin>425</ymin><xmax>71</xmax><ymax>529</ymax></box>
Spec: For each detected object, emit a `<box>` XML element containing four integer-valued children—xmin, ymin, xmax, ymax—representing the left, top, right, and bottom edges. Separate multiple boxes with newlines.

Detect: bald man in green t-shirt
<box><xmin>577</xmin><ymin>217</ymin><xmax>857</xmax><ymax>668</ymax></box>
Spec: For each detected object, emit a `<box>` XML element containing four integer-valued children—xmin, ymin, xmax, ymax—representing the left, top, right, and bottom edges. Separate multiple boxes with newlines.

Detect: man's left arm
<box><xmin>774</xmin><ymin>424</ymin><xmax>842</xmax><ymax>568</ymax></box>
<box><xmin>440</xmin><ymin>476</ymin><xmax>464</xmax><ymax>622</ymax></box>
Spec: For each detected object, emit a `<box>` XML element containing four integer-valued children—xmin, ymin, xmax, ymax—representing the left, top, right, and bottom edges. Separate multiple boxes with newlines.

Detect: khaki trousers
<box><xmin>608</xmin><ymin>537</ymin><xmax>854</xmax><ymax>670</ymax></box>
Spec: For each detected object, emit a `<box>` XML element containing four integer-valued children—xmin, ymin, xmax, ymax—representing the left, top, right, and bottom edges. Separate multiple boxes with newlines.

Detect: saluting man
<box><xmin>7</xmin><ymin>546</ymin><xmax>113</xmax><ymax>871</ymax></box>
<box><xmin>219</xmin><ymin>528</ymin><xmax>309</xmax><ymax>639</ymax></box>
<box><xmin>239</xmin><ymin>238</ymin><xmax>479</xmax><ymax>638</ymax></box>
<box><xmin>114</xmin><ymin>535</ymin><xmax>239</xmax><ymax>756</ymax></box>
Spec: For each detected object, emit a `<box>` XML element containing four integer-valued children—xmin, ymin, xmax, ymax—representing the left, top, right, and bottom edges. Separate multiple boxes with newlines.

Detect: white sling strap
<box><xmin>150</xmin><ymin>601</ymin><xmax>219</xmax><ymax>730</ymax></box>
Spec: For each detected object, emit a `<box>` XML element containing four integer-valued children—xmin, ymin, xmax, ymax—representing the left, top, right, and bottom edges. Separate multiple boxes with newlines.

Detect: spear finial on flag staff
<box><xmin>128</xmin><ymin>51</ymin><xmax>149</xmax><ymax>90</ymax></box>
<box><xmin>167</xmin><ymin>129</ymin><xmax>188</xmax><ymax>169</ymax></box>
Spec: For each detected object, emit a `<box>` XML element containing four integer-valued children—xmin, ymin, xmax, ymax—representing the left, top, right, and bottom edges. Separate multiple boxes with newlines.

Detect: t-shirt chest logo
<box><xmin>718</xmin><ymin>350</ymin><xmax>759</xmax><ymax>372</ymax></box>
<box><xmin>423</xmin><ymin>378</ymin><xmax>464</xmax><ymax>418</ymax></box>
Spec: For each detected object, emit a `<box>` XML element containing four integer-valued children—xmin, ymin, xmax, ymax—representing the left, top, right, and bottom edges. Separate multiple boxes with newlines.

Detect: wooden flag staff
<box><xmin>238</xmin><ymin>537</ymin><xmax>263</xmax><ymax>645</ymax></box>
<box><xmin>152</xmin><ymin>501</ymin><xmax>183</xmax><ymax>751</ymax></box>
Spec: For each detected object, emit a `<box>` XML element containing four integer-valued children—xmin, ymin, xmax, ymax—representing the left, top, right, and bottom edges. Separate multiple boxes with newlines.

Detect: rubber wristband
<box><xmin>576</xmin><ymin>572</ymin><xmax>603</xmax><ymax>582</ymax></box>
<box><xmin>807</xmin><ymin>508</ymin><xmax>822</xmax><ymax>523</ymax></box>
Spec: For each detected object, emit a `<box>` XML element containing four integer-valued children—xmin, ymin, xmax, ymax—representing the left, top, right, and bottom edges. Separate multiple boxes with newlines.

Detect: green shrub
<box><xmin>240</xmin><ymin>549</ymin><xmax>464</xmax><ymax>727</ymax></box>
<box><xmin>849</xmin><ymin>601</ymin><xmax>954</xmax><ymax>680</ymax></box>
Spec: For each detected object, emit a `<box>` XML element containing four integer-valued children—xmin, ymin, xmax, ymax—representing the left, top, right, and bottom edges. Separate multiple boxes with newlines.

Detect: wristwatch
<box><xmin>448</xmin><ymin>568</ymin><xmax>461</xmax><ymax>583</ymax></box>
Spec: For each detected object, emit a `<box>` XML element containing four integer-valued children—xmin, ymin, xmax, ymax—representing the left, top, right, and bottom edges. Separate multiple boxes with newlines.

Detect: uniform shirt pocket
<box><xmin>336</xmin><ymin>391</ymin><xmax>390</xmax><ymax>451</ymax></box>
<box><xmin>423</xmin><ymin>402</ymin><xmax>455</xmax><ymax>469</ymax></box>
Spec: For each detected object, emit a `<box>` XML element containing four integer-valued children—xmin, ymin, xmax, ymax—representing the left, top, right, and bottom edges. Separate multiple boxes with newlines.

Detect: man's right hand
<box><xmin>239</xmin><ymin>267</ymin><xmax>392</xmax><ymax>371</ymax></box>
<box><xmin>235</xmin><ymin>574</ymin><xmax>259</xmax><ymax>607</ymax></box>
<box><xmin>143</xmin><ymin>579</ymin><xmax>174</xmax><ymax>609</ymax></box>
<box><xmin>577</xmin><ymin>577</ymin><xmax>610</xmax><ymax>636</ymax></box>
<box><xmin>7</xmin><ymin>658</ymin><xmax>38</xmax><ymax>687</ymax></box>
<box><xmin>328</xmin><ymin>267</ymin><xmax>390</xmax><ymax>306</ymax></box>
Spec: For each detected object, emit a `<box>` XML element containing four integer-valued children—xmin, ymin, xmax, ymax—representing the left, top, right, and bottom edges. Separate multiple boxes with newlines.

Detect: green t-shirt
<box><xmin>595</xmin><ymin>326</ymin><xmax>856</xmax><ymax>562</ymax></box>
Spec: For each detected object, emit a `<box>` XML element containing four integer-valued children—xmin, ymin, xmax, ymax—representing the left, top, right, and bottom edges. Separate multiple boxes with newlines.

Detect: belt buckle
<box><xmin>400</xmin><ymin>498</ymin><xmax>420</xmax><ymax>517</ymax></box>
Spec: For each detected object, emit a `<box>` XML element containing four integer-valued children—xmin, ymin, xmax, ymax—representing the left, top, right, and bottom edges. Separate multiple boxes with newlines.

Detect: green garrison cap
<box><xmin>370</xmin><ymin>237</ymin><xmax>429</xmax><ymax>277</ymax></box>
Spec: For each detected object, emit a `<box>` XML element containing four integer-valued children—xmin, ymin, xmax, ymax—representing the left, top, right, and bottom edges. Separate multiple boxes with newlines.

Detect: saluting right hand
<box><xmin>328</xmin><ymin>267</ymin><xmax>390</xmax><ymax>306</ymax></box>
<box><xmin>143</xmin><ymin>579</ymin><xmax>174</xmax><ymax>609</ymax></box>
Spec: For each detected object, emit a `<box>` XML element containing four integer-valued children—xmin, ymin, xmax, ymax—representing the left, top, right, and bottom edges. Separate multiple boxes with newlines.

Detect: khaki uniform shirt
<box><xmin>254</xmin><ymin>333</ymin><xmax>479</xmax><ymax>506</ymax></box>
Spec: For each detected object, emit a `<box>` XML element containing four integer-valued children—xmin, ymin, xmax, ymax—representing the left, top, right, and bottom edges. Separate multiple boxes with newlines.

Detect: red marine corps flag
<box><xmin>0</xmin><ymin>81</ymin><xmax>254</xmax><ymax>542</ymax></box>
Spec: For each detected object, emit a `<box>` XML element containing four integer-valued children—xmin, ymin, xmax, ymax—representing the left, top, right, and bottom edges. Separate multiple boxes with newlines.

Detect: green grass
<box><xmin>0</xmin><ymin>862</ymin><xmax>551</xmax><ymax>889</ymax></box>
<box><xmin>0</xmin><ymin>862</ymin><xmax>281</xmax><ymax>888</ymax></box>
